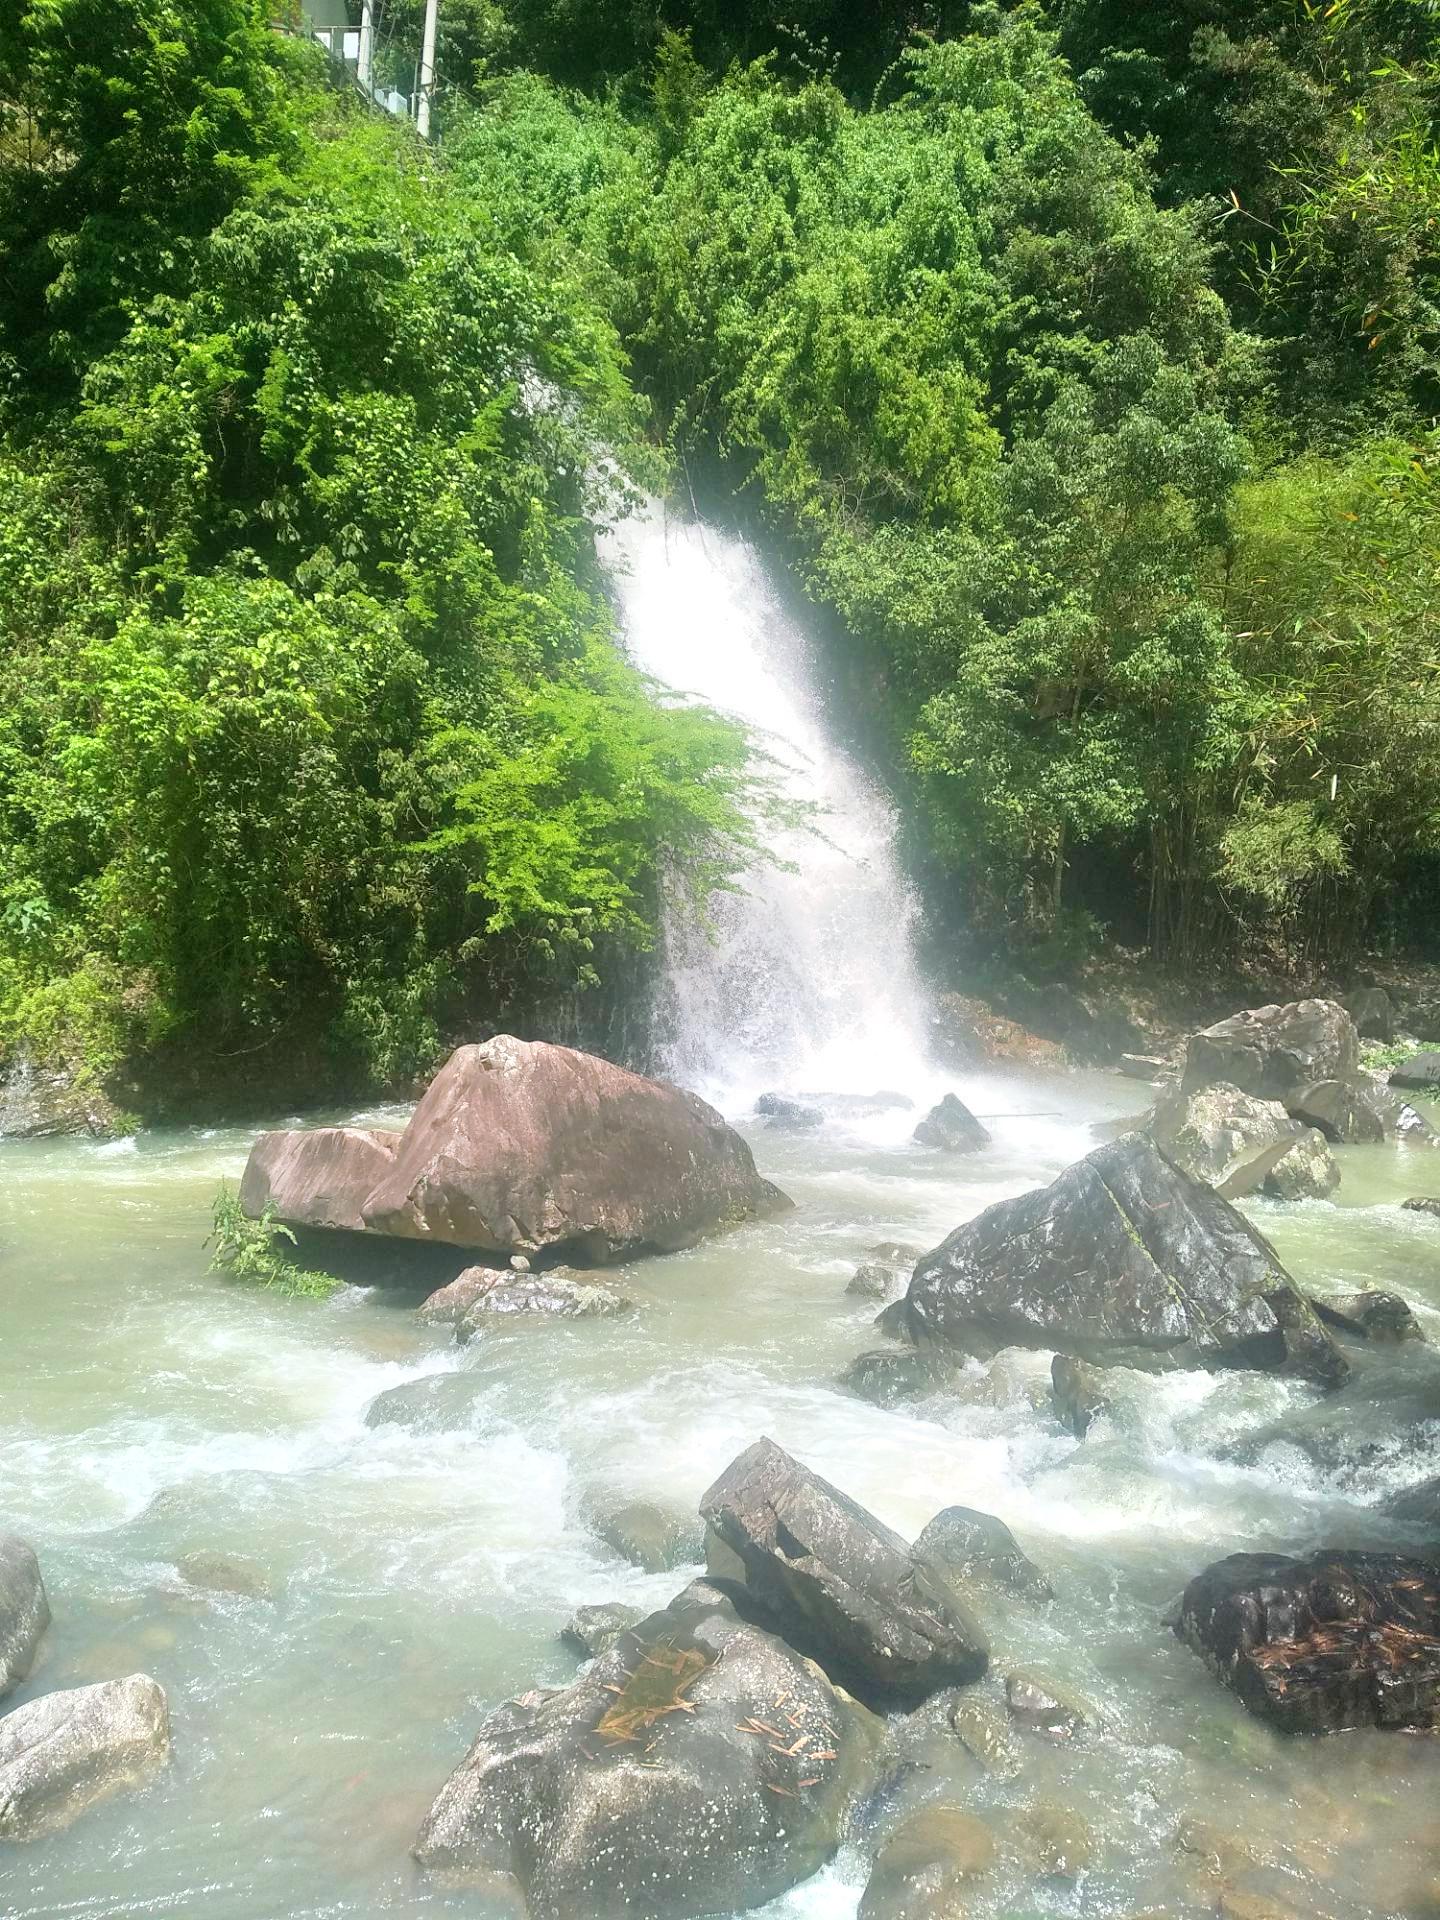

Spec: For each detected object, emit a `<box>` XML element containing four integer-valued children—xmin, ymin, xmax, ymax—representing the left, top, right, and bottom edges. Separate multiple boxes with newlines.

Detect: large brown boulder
<box><xmin>1174</xmin><ymin>1550</ymin><xmax>1440</xmax><ymax>1734</ymax></box>
<box><xmin>699</xmin><ymin>1438</ymin><xmax>989</xmax><ymax>1710</ymax></box>
<box><xmin>1182</xmin><ymin>999</ymin><xmax>1359</xmax><ymax>1100</ymax></box>
<box><xmin>413</xmin><ymin>1579</ymin><xmax>881</xmax><ymax>1918</ymax></box>
<box><xmin>243</xmin><ymin>1036</ymin><xmax>788</xmax><ymax>1263</ymax></box>
<box><xmin>238</xmin><ymin>1125</ymin><xmax>401</xmax><ymax>1232</ymax></box>
<box><xmin>899</xmin><ymin>1135</ymin><xmax>1347</xmax><ymax>1388</ymax></box>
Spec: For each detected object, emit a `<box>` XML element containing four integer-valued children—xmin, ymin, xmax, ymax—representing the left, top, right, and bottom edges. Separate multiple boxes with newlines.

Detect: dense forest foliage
<box><xmin>1</xmin><ymin>0</ymin><xmax>1437</xmax><ymax>1109</ymax></box>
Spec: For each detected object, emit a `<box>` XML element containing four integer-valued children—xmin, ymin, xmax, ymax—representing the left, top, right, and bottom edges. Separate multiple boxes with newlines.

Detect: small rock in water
<box><xmin>913</xmin><ymin>1092</ymin><xmax>992</xmax><ymax>1152</ymax></box>
<box><xmin>587</xmin><ymin>1499</ymin><xmax>702</xmax><ymax>1574</ymax></box>
<box><xmin>0</xmin><ymin>1534</ymin><xmax>50</xmax><ymax>1700</ymax></box>
<box><xmin>559</xmin><ymin>1601</ymin><xmax>641</xmax><ymax>1660</ymax></box>
<box><xmin>868</xmin><ymin>1240</ymin><xmax>922</xmax><ymax>1266</ymax></box>
<box><xmin>175</xmin><ymin>1549</ymin><xmax>274</xmax><ymax>1601</ymax></box>
<box><xmin>417</xmin><ymin>1265</ymin><xmax>507</xmax><ymax>1324</ymax></box>
<box><xmin>947</xmin><ymin>1696</ymin><xmax>1024</xmax><ymax>1778</ymax></box>
<box><xmin>1051</xmin><ymin>1353</ymin><xmax>1112</xmax><ymax>1439</ymax></box>
<box><xmin>1004</xmin><ymin>1670</ymin><xmax>1088</xmax><ymax>1737</ymax></box>
<box><xmin>509</xmin><ymin>1253</ymin><xmax>530</xmax><ymax>1272</ymax></box>
<box><xmin>754</xmin><ymin>1092</ymin><xmax>824</xmax><ymax>1131</ymax></box>
<box><xmin>848</xmin><ymin>1260</ymin><xmax>901</xmax><ymax>1301</ymax></box>
<box><xmin>363</xmin><ymin>1371</ymin><xmax>495</xmax><ymax>1432</ymax></box>
<box><xmin>0</xmin><ymin>1673</ymin><xmax>171</xmax><ymax>1841</ymax></box>
<box><xmin>913</xmin><ymin>1506</ymin><xmax>1052</xmax><ymax>1602</ymax></box>
<box><xmin>1308</xmin><ymin>1288</ymin><xmax>1425</xmax><ymax>1343</ymax></box>
<box><xmin>857</xmin><ymin>1804</ymin><xmax>997</xmax><ymax>1920</ymax></box>
<box><xmin>1404</xmin><ymin>1195</ymin><xmax>1440</xmax><ymax>1219</ymax></box>
<box><xmin>454</xmin><ymin>1270</ymin><xmax>634</xmax><ymax>1338</ymax></box>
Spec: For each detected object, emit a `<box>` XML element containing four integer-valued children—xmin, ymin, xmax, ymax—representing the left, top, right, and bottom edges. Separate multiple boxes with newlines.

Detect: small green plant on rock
<box><xmin>207</xmin><ymin>1186</ymin><xmax>340</xmax><ymax>1299</ymax></box>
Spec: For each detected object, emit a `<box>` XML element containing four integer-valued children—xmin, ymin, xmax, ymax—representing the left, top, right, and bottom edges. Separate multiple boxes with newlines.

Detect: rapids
<box><xmin>3</xmin><ymin>504</ymin><xmax>1440</xmax><ymax>1918</ymax></box>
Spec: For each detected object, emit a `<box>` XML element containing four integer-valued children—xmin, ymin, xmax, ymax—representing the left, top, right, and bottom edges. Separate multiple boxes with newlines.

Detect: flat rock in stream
<box><xmin>454</xmin><ymin>1271</ymin><xmax>635</xmax><ymax>1337</ymax></box>
<box><xmin>899</xmin><ymin>1135</ymin><xmax>1347</xmax><ymax>1388</ymax></box>
<box><xmin>364</xmin><ymin>1372</ymin><xmax>495</xmax><ymax>1431</ymax></box>
<box><xmin>1174</xmin><ymin>1550</ymin><xmax>1440</xmax><ymax>1733</ymax></box>
<box><xmin>0</xmin><ymin>1673</ymin><xmax>171</xmax><ymax>1840</ymax></box>
<box><xmin>246</xmin><ymin>1036</ymin><xmax>789</xmax><ymax>1264</ymax></box>
<box><xmin>0</xmin><ymin>1534</ymin><xmax>49</xmax><ymax>1699</ymax></box>
<box><xmin>413</xmin><ymin>1579</ymin><xmax>882</xmax><ymax>1919</ymax></box>
<box><xmin>699</xmin><ymin>1437</ymin><xmax>989</xmax><ymax>1709</ymax></box>
<box><xmin>754</xmin><ymin>1092</ymin><xmax>824</xmax><ymax>1131</ymax></box>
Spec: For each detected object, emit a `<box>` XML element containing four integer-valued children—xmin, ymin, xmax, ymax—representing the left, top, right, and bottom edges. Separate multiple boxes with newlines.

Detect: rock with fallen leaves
<box><xmin>1174</xmin><ymin>1549</ymin><xmax>1440</xmax><ymax>1733</ymax></box>
<box><xmin>414</xmin><ymin>1578</ymin><xmax>882</xmax><ymax>1918</ymax></box>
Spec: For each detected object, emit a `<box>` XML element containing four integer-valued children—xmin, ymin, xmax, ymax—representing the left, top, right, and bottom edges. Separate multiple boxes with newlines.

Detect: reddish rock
<box><xmin>238</xmin><ymin>1126</ymin><xmax>400</xmax><ymax>1232</ymax></box>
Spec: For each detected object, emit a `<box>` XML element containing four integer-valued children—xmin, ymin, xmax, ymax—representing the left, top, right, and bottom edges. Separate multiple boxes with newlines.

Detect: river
<box><xmin>3</xmin><ymin>503</ymin><xmax>1439</xmax><ymax>1919</ymax></box>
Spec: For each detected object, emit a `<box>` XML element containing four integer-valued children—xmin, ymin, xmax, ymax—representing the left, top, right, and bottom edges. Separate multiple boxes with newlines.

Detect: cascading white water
<box><xmin>600</xmin><ymin>499</ymin><xmax>939</xmax><ymax>1113</ymax></box>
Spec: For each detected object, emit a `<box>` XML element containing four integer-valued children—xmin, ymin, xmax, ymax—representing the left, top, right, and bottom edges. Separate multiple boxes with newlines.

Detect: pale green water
<box><xmin>4</xmin><ymin>1074</ymin><xmax>1440</xmax><ymax>1919</ymax></box>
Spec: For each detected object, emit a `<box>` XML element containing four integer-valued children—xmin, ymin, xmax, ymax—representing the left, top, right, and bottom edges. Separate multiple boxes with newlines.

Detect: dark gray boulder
<box><xmin>1404</xmin><ymin>1196</ymin><xmax>1440</xmax><ymax>1219</ymax></box>
<box><xmin>839</xmin><ymin>1349</ymin><xmax>961</xmax><ymax>1408</ymax></box>
<box><xmin>0</xmin><ymin>1534</ymin><xmax>49</xmax><ymax>1700</ymax></box>
<box><xmin>1309</xmin><ymin>1289</ymin><xmax>1425</xmax><ymax>1343</ymax></box>
<box><xmin>912</xmin><ymin>1507</ymin><xmax>1052</xmax><ymax>1602</ymax></box>
<box><xmin>1392</xmin><ymin>1052</ymin><xmax>1440</xmax><ymax>1091</ymax></box>
<box><xmin>755</xmin><ymin>1093</ymin><xmax>824</xmax><ymax>1131</ymax></box>
<box><xmin>1182</xmin><ymin>1000</ymin><xmax>1359</xmax><ymax>1099</ymax></box>
<box><xmin>560</xmin><ymin>1602</ymin><xmax>642</xmax><ymax>1660</ymax></box>
<box><xmin>413</xmin><ymin>1579</ymin><xmax>882</xmax><ymax>1918</ymax></box>
<box><xmin>913</xmin><ymin>1095</ymin><xmax>991</xmax><ymax>1154</ymax></box>
<box><xmin>0</xmin><ymin>1673</ymin><xmax>171</xmax><ymax>1840</ymax></box>
<box><xmin>699</xmin><ymin>1438</ymin><xmax>989</xmax><ymax>1710</ymax></box>
<box><xmin>900</xmin><ymin>1135</ymin><xmax>1347</xmax><ymax>1388</ymax></box>
<box><xmin>1344</xmin><ymin>987</ymin><xmax>1395</xmax><ymax>1041</ymax></box>
<box><xmin>1286</xmin><ymin>1077</ymin><xmax>1435</xmax><ymax>1145</ymax></box>
<box><xmin>1174</xmin><ymin>1550</ymin><xmax>1440</xmax><ymax>1734</ymax></box>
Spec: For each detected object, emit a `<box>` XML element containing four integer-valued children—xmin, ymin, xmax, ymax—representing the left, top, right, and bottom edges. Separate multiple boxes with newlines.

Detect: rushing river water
<box><xmin>5</xmin><ymin>507</ymin><xmax>1440</xmax><ymax>1919</ymax></box>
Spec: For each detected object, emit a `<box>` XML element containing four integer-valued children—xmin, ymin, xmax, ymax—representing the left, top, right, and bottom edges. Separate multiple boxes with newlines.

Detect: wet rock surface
<box><xmin>857</xmin><ymin>1803</ymin><xmax>997</xmax><ymax>1919</ymax></box>
<box><xmin>901</xmin><ymin>1135</ymin><xmax>1347</xmax><ymax>1387</ymax></box>
<box><xmin>1004</xmin><ymin>1670</ymin><xmax>1088</xmax><ymax>1738</ymax></box>
<box><xmin>912</xmin><ymin>1093</ymin><xmax>991</xmax><ymax>1153</ymax></box>
<box><xmin>839</xmin><ymin>1347</ymin><xmax>961</xmax><ymax>1408</ymax></box>
<box><xmin>363</xmin><ymin>1371</ymin><xmax>495</xmax><ymax>1431</ymax></box>
<box><xmin>246</xmin><ymin>1036</ymin><xmax>789</xmax><ymax>1263</ymax></box>
<box><xmin>0</xmin><ymin>1534</ymin><xmax>49</xmax><ymax>1700</ymax></box>
<box><xmin>1309</xmin><ymin>1288</ymin><xmax>1426</xmax><ymax>1343</ymax></box>
<box><xmin>1182</xmin><ymin>1000</ymin><xmax>1360</xmax><ymax>1100</ymax></box>
<box><xmin>1287</xmin><ymin>1076</ymin><xmax>1435</xmax><ymax>1145</ymax></box>
<box><xmin>699</xmin><ymin>1437</ymin><xmax>989</xmax><ymax>1709</ymax></box>
<box><xmin>1404</xmin><ymin>1195</ymin><xmax>1440</xmax><ymax>1218</ymax></box>
<box><xmin>560</xmin><ymin>1602</ymin><xmax>642</xmax><ymax>1660</ymax></box>
<box><xmin>454</xmin><ymin>1270</ymin><xmax>635</xmax><ymax>1336</ymax></box>
<box><xmin>0</xmin><ymin>1672</ymin><xmax>171</xmax><ymax>1840</ymax></box>
<box><xmin>1174</xmin><ymin>1549</ymin><xmax>1440</xmax><ymax>1733</ymax></box>
<box><xmin>1148</xmin><ymin>1082</ymin><xmax>1335</xmax><ymax>1200</ymax></box>
<box><xmin>174</xmin><ymin>1550</ymin><xmax>273</xmax><ymax>1600</ymax></box>
<box><xmin>912</xmin><ymin>1506</ymin><xmax>1052</xmax><ymax>1602</ymax></box>
<box><xmin>1051</xmin><ymin>1353</ymin><xmax>1112</xmax><ymax>1438</ymax></box>
<box><xmin>413</xmin><ymin>1579</ymin><xmax>882</xmax><ymax>1919</ymax></box>
<box><xmin>587</xmin><ymin>1499</ymin><xmax>703</xmax><ymax>1574</ymax></box>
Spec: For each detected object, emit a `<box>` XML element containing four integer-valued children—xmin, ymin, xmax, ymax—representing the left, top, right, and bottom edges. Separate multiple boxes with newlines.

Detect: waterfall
<box><xmin>600</xmin><ymin>498</ymin><xmax>939</xmax><ymax>1114</ymax></box>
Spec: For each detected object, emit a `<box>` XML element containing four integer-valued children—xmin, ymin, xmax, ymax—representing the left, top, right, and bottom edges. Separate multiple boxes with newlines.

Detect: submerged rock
<box><xmin>1182</xmin><ymin>1000</ymin><xmax>1360</xmax><ymax>1100</ymax></box>
<box><xmin>699</xmin><ymin>1437</ymin><xmax>989</xmax><ymax>1710</ymax></box>
<box><xmin>245</xmin><ymin>1036</ymin><xmax>790</xmax><ymax>1264</ymax></box>
<box><xmin>847</xmin><ymin>1244</ymin><xmax>918</xmax><ymax>1302</ymax></box>
<box><xmin>1051</xmin><ymin>1354</ymin><xmax>1112</xmax><ymax>1439</ymax></box>
<box><xmin>454</xmin><ymin>1271</ymin><xmax>635</xmax><ymax>1337</ymax></box>
<box><xmin>587</xmin><ymin>1499</ymin><xmax>703</xmax><ymax>1575</ymax></box>
<box><xmin>1174</xmin><ymin>1550</ymin><xmax>1440</xmax><ymax>1733</ymax></box>
<box><xmin>900</xmin><ymin>1135</ymin><xmax>1347</xmax><ymax>1388</ymax></box>
<box><xmin>413</xmin><ymin>1579</ymin><xmax>882</xmax><ymax>1918</ymax></box>
<box><xmin>364</xmin><ymin>1372</ymin><xmax>494</xmax><ymax>1431</ymax></box>
<box><xmin>857</xmin><ymin>1803</ymin><xmax>997</xmax><ymax>1919</ymax></box>
<box><xmin>946</xmin><ymin>1697</ymin><xmax>1024</xmax><ymax>1778</ymax></box>
<box><xmin>912</xmin><ymin>1507</ymin><xmax>1052</xmax><ymax>1602</ymax></box>
<box><xmin>1017</xmin><ymin>1802</ymin><xmax>1095</xmax><ymax>1876</ymax></box>
<box><xmin>559</xmin><ymin>1602</ymin><xmax>642</xmax><ymax>1660</ymax></box>
<box><xmin>1309</xmin><ymin>1289</ymin><xmax>1425</xmax><ymax>1343</ymax></box>
<box><xmin>1004</xmin><ymin>1670</ymin><xmax>1088</xmax><ymax>1738</ymax></box>
<box><xmin>1149</xmin><ymin>1082</ymin><xmax>1336</xmax><ymax>1200</ymax></box>
<box><xmin>912</xmin><ymin>1094</ymin><xmax>991</xmax><ymax>1153</ymax></box>
<box><xmin>0</xmin><ymin>1535</ymin><xmax>49</xmax><ymax>1700</ymax></box>
<box><xmin>0</xmin><ymin>1673</ymin><xmax>171</xmax><ymax>1840</ymax></box>
<box><xmin>754</xmin><ymin>1092</ymin><xmax>824</xmax><ymax>1131</ymax></box>
<box><xmin>839</xmin><ymin>1348</ymin><xmax>961</xmax><ymax>1408</ymax></box>
<box><xmin>174</xmin><ymin>1549</ymin><xmax>273</xmax><ymax>1600</ymax></box>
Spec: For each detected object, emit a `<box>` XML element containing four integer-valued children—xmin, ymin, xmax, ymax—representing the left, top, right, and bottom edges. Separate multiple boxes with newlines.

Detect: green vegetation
<box><xmin>207</xmin><ymin>1185</ymin><xmax>339</xmax><ymax>1296</ymax></box>
<box><xmin>2</xmin><ymin>0</ymin><xmax>1438</xmax><ymax>1113</ymax></box>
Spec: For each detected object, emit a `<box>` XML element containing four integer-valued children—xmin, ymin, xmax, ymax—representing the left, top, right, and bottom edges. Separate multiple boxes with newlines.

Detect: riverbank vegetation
<box><xmin>1</xmin><ymin>0</ymin><xmax>1438</xmax><ymax>1107</ymax></box>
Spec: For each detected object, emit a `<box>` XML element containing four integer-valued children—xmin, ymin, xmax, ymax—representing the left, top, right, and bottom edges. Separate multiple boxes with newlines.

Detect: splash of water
<box><xmin>600</xmin><ymin>499</ymin><xmax>938</xmax><ymax>1113</ymax></box>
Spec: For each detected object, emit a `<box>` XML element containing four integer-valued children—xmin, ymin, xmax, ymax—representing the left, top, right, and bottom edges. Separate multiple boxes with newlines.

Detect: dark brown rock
<box><xmin>901</xmin><ymin>1135</ymin><xmax>1347</xmax><ymax>1388</ymax></box>
<box><xmin>414</xmin><ymin>1580</ymin><xmax>881</xmax><ymax>1918</ymax></box>
<box><xmin>1404</xmin><ymin>1195</ymin><xmax>1440</xmax><ymax>1218</ymax></box>
<box><xmin>1174</xmin><ymin>1549</ymin><xmax>1440</xmax><ymax>1733</ymax></box>
<box><xmin>839</xmin><ymin>1348</ymin><xmax>961</xmax><ymax>1408</ymax></box>
<box><xmin>699</xmin><ymin>1437</ymin><xmax>989</xmax><ymax>1710</ymax></box>
<box><xmin>1182</xmin><ymin>1000</ymin><xmax>1359</xmax><ymax>1100</ymax></box>
<box><xmin>1344</xmin><ymin>987</ymin><xmax>1395</xmax><ymax>1041</ymax></box>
